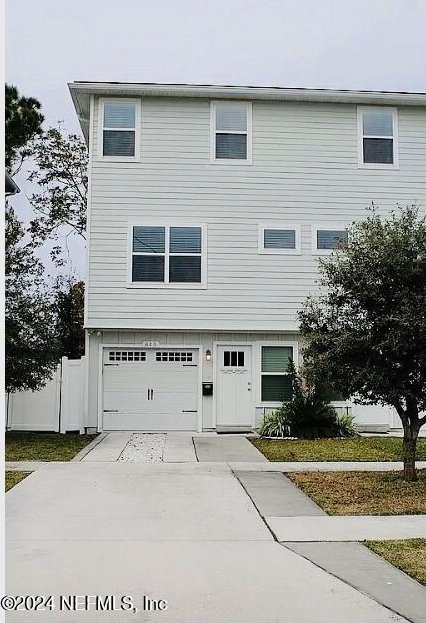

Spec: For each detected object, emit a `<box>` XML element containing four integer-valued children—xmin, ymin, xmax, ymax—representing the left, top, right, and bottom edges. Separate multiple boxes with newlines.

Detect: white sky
<box><xmin>6</xmin><ymin>0</ymin><xmax>426</xmax><ymax>278</ymax></box>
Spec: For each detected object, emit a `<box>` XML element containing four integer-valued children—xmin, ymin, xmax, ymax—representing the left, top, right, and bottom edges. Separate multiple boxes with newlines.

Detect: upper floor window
<box><xmin>211</xmin><ymin>101</ymin><xmax>252</xmax><ymax>163</ymax></box>
<box><xmin>312</xmin><ymin>226</ymin><xmax>348</xmax><ymax>255</ymax></box>
<box><xmin>258</xmin><ymin>225</ymin><xmax>301</xmax><ymax>255</ymax></box>
<box><xmin>101</xmin><ymin>99</ymin><xmax>139</xmax><ymax>159</ymax></box>
<box><xmin>129</xmin><ymin>224</ymin><xmax>206</xmax><ymax>288</ymax></box>
<box><xmin>357</xmin><ymin>107</ymin><xmax>398</xmax><ymax>168</ymax></box>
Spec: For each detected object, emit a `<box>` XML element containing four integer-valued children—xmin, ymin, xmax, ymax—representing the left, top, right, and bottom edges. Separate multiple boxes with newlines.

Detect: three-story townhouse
<box><xmin>69</xmin><ymin>82</ymin><xmax>426</xmax><ymax>432</ymax></box>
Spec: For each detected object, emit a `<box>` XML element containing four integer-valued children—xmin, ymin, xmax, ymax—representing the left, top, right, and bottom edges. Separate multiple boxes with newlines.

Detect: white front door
<box><xmin>216</xmin><ymin>345</ymin><xmax>253</xmax><ymax>429</ymax></box>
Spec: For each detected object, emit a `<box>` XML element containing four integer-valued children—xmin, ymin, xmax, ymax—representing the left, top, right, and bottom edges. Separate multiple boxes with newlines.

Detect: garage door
<box><xmin>103</xmin><ymin>348</ymin><xmax>199</xmax><ymax>430</ymax></box>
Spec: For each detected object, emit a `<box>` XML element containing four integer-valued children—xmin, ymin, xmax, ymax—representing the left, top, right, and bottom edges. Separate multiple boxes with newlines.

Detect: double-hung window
<box><xmin>101</xmin><ymin>99</ymin><xmax>139</xmax><ymax>158</ymax></box>
<box><xmin>358</xmin><ymin>107</ymin><xmax>398</xmax><ymax>167</ymax></box>
<box><xmin>312</xmin><ymin>226</ymin><xmax>348</xmax><ymax>255</ymax></box>
<box><xmin>130</xmin><ymin>225</ymin><xmax>205</xmax><ymax>287</ymax></box>
<box><xmin>259</xmin><ymin>225</ymin><xmax>301</xmax><ymax>254</ymax></box>
<box><xmin>261</xmin><ymin>346</ymin><xmax>294</xmax><ymax>402</ymax></box>
<box><xmin>211</xmin><ymin>101</ymin><xmax>252</xmax><ymax>162</ymax></box>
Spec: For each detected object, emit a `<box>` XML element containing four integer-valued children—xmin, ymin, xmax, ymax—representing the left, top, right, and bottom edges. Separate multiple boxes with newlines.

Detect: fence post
<box><xmin>59</xmin><ymin>357</ymin><xmax>69</xmax><ymax>434</ymax></box>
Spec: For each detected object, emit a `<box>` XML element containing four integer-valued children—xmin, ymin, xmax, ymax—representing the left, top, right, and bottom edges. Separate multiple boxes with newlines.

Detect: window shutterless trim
<box><xmin>357</xmin><ymin>106</ymin><xmax>399</xmax><ymax>169</ymax></box>
<box><xmin>210</xmin><ymin>100</ymin><xmax>252</xmax><ymax>165</ymax></box>
<box><xmin>258</xmin><ymin>224</ymin><xmax>301</xmax><ymax>255</ymax></box>
<box><xmin>98</xmin><ymin>97</ymin><xmax>141</xmax><ymax>162</ymax></box>
<box><xmin>126</xmin><ymin>221</ymin><xmax>207</xmax><ymax>289</ymax></box>
<box><xmin>258</xmin><ymin>341</ymin><xmax>298</xmax><ymax>406</ymax></box>
<box><xmin>311</xmin><ymin>224</ymin><xmax>349</xmax><ymax>256</ymax></box>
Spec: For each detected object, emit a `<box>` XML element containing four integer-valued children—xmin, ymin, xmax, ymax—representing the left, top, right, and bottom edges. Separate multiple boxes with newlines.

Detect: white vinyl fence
<box><xmin>6</xmin><ymin>357</ymin><xmax>86</xmax><ymax>433</ymax></box>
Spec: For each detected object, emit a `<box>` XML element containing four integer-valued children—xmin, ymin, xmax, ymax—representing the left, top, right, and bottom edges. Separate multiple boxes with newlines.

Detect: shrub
<box><xmin>335</xmin><ymin>412</ymin><xmax>358</xmax><ymax>438</ymax></box>
<box><xmin>258</xmin><ymin>409</ymin><xmax>290</xmax><ymax>438</ymax></box>
<box><xmin>281</xmin><ymin>360</ymin><xmax>340</xmax><ymax>439</ymax></box>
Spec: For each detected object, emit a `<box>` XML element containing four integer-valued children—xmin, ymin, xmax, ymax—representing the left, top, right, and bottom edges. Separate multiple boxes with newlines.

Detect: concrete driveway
<box><xmin>6</xmin><ymin>458</ymin><xmax>409</xmax><ymax>623</ymax></box>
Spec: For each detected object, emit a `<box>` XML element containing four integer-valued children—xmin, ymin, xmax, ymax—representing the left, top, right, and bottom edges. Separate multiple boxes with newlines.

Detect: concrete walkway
<box><xmin>6</xmin><ymin>433</ymin><xmax>426</xmax><ymax>622</ymax></box>
<box><xmin>266</xmin><ymin>514</ymin><xmax>426</xmax><ymax>541</ymax></box>
<box><xmin>6</xmin><ymin>462</ymin><xmax>410</xmax><ymax>623</ymax></box>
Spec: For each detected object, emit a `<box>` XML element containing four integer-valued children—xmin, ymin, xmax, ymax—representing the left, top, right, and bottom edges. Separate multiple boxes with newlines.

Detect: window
<box><xmin>108</xmin><ymin>351</ymin><xmax>146</xmax><ymax>362</ymax></box>
<box><xmin>156</xmin><ymin>351</ymin><xmax>193</xmax><ymax>362</ymax></box>
<box><xmin>211</xmin><ymin>101</ymin><xmax>252</xmax><ymax>162</ymax></box>
<box><xmin>312</xmin><ymin>226</ymin><xmax>348</xmax><ymax>254</ymax></box>
<box><xmin>223</xmin><ymin>351</ymin><xmax>245</xmax><ymax>367</ymax></box>
<box><xmin>101</xmin><ymin>99</ymin><xmax>139</xmax><ymax>158</ymax></box>
<box><xmin>358</xmin><ymin>107</ymin><xmax>398</xmax><ymax>167</ymax></box>
<box><xmin>259</xmin><ymin>225</ymin><xmax>301</xmax><ymax>254</ymax></box>
<box><xmin>261</xmin><ymin>346</ymin><xmax>293</xmax><ymax>402</ymax></box>
<box><xmin>129</xmin><ymin>225</ymin><xmax>205</xmax><ymax>286</ymax></box>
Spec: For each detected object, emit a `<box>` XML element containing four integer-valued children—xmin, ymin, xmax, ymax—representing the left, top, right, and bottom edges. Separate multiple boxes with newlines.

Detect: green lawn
<box><xmin>250</xmin><ymin>436</ymin><xmax>426</xmax><ymax>462</ymax></box>
<box><xmin>287</xmin><ymin>470</ymin><xmax>426</xmax><ymax>515</ymax></box>
<box><xmin>5</xmin><ymin>471</ymin><xmax>30</xmax><ymax>491</ymax></box>
<box><xmin>366</xmin><ymin>539</ymin><xmax>426</xmax><ymax>585</ymax></box>
<box><xmin>5</xmin><ymin>432</ymin><xmax>98</xmax><ymax>462</ymax></box>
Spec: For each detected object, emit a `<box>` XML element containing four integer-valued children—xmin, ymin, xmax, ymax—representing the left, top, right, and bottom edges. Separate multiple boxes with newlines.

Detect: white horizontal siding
<box><xmin>88</xmin><ymin>97</ymin><xmax>426</xmax><ymax>330</ymax></box>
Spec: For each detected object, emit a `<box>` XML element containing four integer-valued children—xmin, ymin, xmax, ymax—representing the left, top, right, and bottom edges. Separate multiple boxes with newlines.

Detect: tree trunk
<box><xmin>402</xmin><ymin>422</ymin><xmax>420</xmax><ymax>482</ymax></box>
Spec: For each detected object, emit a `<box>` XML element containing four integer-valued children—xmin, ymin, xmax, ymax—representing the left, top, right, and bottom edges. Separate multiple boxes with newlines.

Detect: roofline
<box><xmin>68</xmin><ymin>81</ymin><xmax>426</xmax><ymax>140</ymax></box>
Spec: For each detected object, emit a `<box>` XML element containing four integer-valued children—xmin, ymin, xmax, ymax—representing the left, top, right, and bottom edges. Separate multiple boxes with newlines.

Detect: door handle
<box><xmin>151</xmin><ymin>388</ymin><xmax>154</xmax><ymax>400</ymax></box>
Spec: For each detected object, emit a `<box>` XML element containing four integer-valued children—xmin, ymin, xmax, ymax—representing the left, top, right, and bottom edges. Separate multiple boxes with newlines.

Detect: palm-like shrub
<box><xmin>258</xmin><ymin>409</ymin><xmax>290</xmax><ymax>438</ymax></box>
<box><xmin>335</xmin><ymin>413</ymin><xmax>358</xmax><ymax>438</ymax></box>
<box><xmin>281</xmin><ymin>360</ymin><xmax>340</xmax><ymax>439</ymax></box>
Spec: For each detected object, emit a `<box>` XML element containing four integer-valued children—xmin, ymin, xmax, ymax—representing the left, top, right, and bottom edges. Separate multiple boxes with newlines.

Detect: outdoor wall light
<box><xmin>205</xmin><ymin>349</ymin><xmax>212</xmax><ymax>362</ymax></box>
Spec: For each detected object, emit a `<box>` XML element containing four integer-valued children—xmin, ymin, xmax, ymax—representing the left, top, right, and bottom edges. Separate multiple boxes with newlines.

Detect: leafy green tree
<box><xmin>5</xmin><ymin>84</ymin><xmax>44</xmax><ymax>171</ymax></box>
<box><xmin>5</xmin><ymin>207</ymin><xmax>59</xmax><ymax>393</ymax></box>
<box><xmin>28</xmin><ymin>127</ymin><xmax>88</xmax><ymax>264</ymax></box>
<box><xmin>299</xmin><ymin>205</ymin><xmax>426</xmax><ymax>481</ymax></box>
<box><xmin>54</xmin><ymin>278</ymin><xmax>85</xmax><ymax>359</ymax></box>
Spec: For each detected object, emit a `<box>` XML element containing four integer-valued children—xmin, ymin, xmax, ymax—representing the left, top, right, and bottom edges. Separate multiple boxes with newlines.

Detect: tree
<box><xmin>54</xmin><ymin>278</ymin><xmax>85</xmax><ymax>359</ymax></box>
<box><xmin>28</xmin><ymin>127</ymin><xmax>88</xmax><ymax>264</ymax></box>
<box><xmin>5</xmin><ymin>207</ymin><xmax>59</xmax><ymax>393</ymax></box>
<box><xmin>5</xmin><ymin>84</ymin><xmax>44</xmax><ymax>171</ymax></box>
<box><xmin>299</xmin><ymin>205</ymin><xmax>426</xmax><ymax>481</ymax></box>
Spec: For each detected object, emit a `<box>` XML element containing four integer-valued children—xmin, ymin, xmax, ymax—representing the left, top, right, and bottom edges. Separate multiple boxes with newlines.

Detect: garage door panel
<box><xmin>103</xmin><ymin>349</ymin><xmax>198</xmax><ymax>431</ymax></box>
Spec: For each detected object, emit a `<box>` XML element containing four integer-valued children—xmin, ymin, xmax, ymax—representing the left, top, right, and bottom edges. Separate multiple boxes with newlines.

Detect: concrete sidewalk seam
<box><xmin>231</xmin><ymin>470</ymin><xmax>279</xmax><ymax>543</ymax></box>
<box><xmin>71</xmin><ymin>432</ymin><xmax>108</xmax><ymax>461</ymax></box>
<box><xmin>279</xmin><ymin>542</ymin><xmax>415</xmax><ymax>623</ymax></box>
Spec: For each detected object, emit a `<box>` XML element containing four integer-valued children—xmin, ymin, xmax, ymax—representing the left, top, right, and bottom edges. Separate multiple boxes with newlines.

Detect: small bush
<box><xmin>258</xmin><ymin>409</ymin><xmax>290</xmax><ymax>438</ymax></box>
<box><xmin>335</xmin><ymin>413</ymin><xmax>358</xmax><ymax>438</ymax></box>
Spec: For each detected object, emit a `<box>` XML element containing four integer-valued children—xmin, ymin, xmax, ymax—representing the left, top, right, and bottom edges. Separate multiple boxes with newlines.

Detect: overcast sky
<box><xmin>6</xmin><ymin>0</ymin><xmax>426</xmax><ymax>277</ymax></box>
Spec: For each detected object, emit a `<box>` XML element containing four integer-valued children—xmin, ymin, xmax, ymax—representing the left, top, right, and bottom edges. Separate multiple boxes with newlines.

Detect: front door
<box><xmin>216</xmin><ymin>345</ymin><xmax>253</xmax><ymax>430</ymax></box>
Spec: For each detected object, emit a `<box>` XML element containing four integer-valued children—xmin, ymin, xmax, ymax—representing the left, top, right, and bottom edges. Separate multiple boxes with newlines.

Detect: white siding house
<box><xmin>69</xmin><ymin>83</ymin><xmax>426</xmax><ymax>433</ymax></box>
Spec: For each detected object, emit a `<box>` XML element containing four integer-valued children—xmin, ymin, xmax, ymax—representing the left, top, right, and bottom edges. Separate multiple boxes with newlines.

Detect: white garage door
<box><xmin>103</xmin><ymin>348</ymin><xmax>199</xmax><ymax>431</ymax></box>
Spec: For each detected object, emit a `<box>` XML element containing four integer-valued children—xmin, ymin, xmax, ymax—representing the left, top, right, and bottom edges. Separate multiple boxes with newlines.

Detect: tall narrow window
<box><xmin>131</xmin><ymin>225</ymin><xmax>204</xmax><ymax>286</ymax></box>
<box><xmin>358</xmin><ymin>107</ymin><xmax>397</xmax><ymax>166</ymax></box>
<box><xmin>102</xmin><ymin>100</ymin><xmax>137</xmax><ymax>157</ymax></box>
<box><xmin>212</xmin><ymin>102</ymin><xmax>251</xmax><ymax>162</ymax></box>
<box><xmin>261</xmin><ymin>346</ymin><xmax>293</xmax><ymax>402</ymax></box>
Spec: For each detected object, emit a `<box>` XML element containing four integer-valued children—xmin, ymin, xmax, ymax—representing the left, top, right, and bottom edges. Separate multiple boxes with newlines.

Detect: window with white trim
<box><xmin>259</xmin><ymin>225</ymin><xmax>301</xmax><ymax>254</ymax></box>
<box><xmin>102</xmin><ymin>100</ymin><xmax>138</xmax><ymax>157</ymax></box>
<box><xmin>131</xmin><ymin>225</ymin><xmax>204</xmax><ymax>285</ymax></box>
<box><xmin>261</xmin><ymin>346</ymin><xmax>293</xmax><ymax>402</ymax></box>
<box><xmin>212</xmin><ymin>101</ymin><xmax>251</xmax><ymax>162</ymax></box>
<box><xmin>358</xmin><ymin>107</ymin><xmax>398</xmax><ymax>166</ymax></box>
<box><xmin>313</xmin><ymin>226</ymin><xmax>348</xmax><ymax>254</ymax></box>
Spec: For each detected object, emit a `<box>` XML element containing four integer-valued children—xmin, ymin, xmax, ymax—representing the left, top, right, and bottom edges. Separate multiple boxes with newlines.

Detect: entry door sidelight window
<box><xmin>261</xmin><ymin>346</ymin><xmax>293</xmax><ymax>402</ymax></box>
